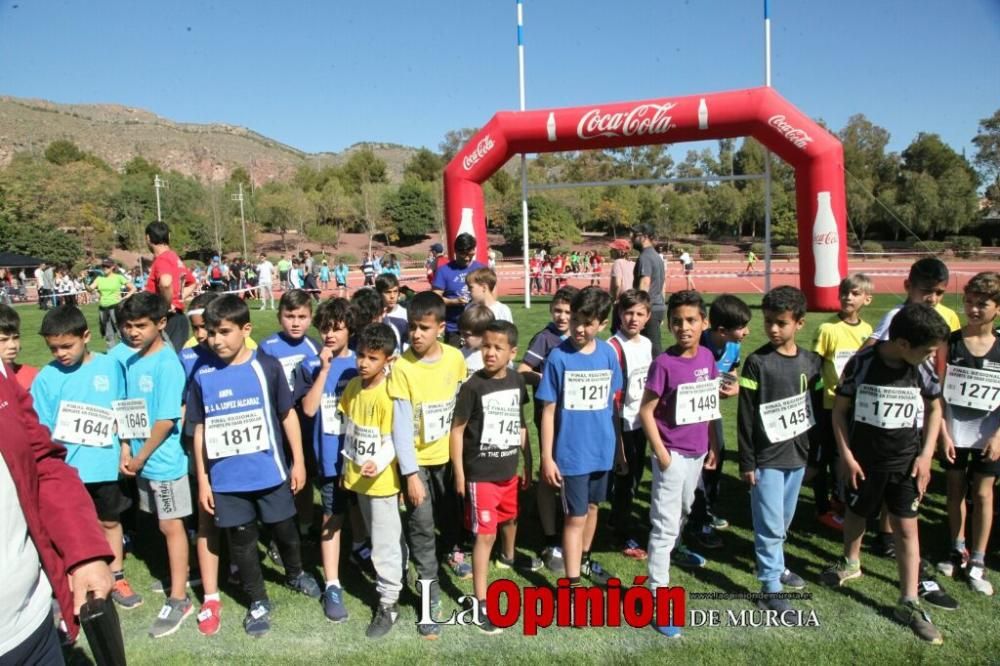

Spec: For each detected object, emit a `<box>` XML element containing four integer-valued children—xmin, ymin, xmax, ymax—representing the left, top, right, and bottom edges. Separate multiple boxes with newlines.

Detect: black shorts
<box><xmin>316</xmin><ymin>476</ymin><xmax>348</xmax><ymax>516</ymax></box>
<box><xmin>213</xmin><ymin>482</ymin><xmax>297</xmax><ymax>529</ymax></box>
<box><xmin>846</xmin><ymin>469</ymin><xmax>920</xmax><ymax>519</ymax></box>
<box><xmin>940</xmin><ymin>448</ymin><xmax>1000</xmax><ymax>477</ymax></box>
<box><xmin>86</xmin><ymin>480</ymin><xmax>133</xmax><ymax>522</ymax></box>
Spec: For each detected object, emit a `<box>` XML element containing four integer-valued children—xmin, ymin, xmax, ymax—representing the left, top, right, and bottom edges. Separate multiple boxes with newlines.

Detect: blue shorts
<box><xmin>213</xmin><ymin>481</ymin><xmax>297</xmax><ymax>528</ymax></box>
<box><xmin>561</xmin><ymin>471</ymin><xmax>609</xmax><ymax>517</ymax></box>
<box><xmin>316</xmin><ymin>476</ymin><xmax>348</xmax><ymax>516</ymax></box>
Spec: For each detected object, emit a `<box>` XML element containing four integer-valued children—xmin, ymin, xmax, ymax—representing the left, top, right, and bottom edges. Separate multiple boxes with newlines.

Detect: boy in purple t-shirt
<box><xmin>639</xmin><ymin>290</ymin><xmax>720</xmax><ymax>638</ymax></box>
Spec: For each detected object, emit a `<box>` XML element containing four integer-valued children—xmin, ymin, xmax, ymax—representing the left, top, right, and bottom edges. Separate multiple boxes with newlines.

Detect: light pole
<box><xmin>153</xmin><ymin>174</ymin><xmax>168</xmax><ymax>221</ymax></box>
<box><xmin>232</xmin><ymin>183</ymin><xmax>249</xmax><ymax>258</ymax></box>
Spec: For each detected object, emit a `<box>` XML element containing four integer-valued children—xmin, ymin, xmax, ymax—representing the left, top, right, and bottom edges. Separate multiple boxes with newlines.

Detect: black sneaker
<box><xmin>693</xmin><ymin>525</ymin><xmax>723</xmax><ymax>550</ymax></box>
<box><xmin>496</xmin><ymin>552</ymin><xmax>544</xmax><ymax>572</ymax></box>
<box><xmin>872</xmin><ymin>532</ymin><xmax>895</xmax><ymax>559</ymax></box>
<box><xmin>478</xmin><ymin>602</ymin><xmax>503</xmax><ymax>635</ymax></box>
<box><xmin>918</xmin><ymin>578</ymin><xmax>959</xmax><ymax>611</ymax></box>
<box><xmin>244</xmin><ymin>600</ymin><xmax>272</xmax><ymax>637</ymax></box>
<box><xmin>366</xmin><ymin>603</ymin><xmax>399</xmax><ymax>639</ymax></box>
<box><xmin>418</xmin><ymin>599</ymin><xmax>442</xmax><ymax>640</ymax></box>
<box><xmin>757</xmin><ymin>594</ymin><xmax>793</xmax><ymax>613</ymax></box>
<box><xmin>351</xmin><ymin>543</ymin><xmax>377</xmax><ymax>578</ymax></box>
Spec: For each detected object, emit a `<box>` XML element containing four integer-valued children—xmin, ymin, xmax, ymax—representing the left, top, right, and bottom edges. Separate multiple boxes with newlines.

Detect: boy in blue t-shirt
<box><xmin>31</xmin><ymin>305</ymin><xmax>141</xmax><ymax>611</ymax></box>
<box><xmin>431</xmin><ymin>232</ymin><xmax>486</xmax><ymax>346</ymax></box>
<box><xmin>187</xmin><ymin>295</ymin><xmax>320</xmax><ymax>637</ymax></box>
<box><xmin>537</xmin><ymin>287</ymin><xmax>623</xmax><ymax>587</ymax></box>
<box><xmin>117</xmin><ymin>293</ymin><xmax>193</xmax><ymax>638</ymax></box>
<box><xmin>298</xmin><ymin>297</ymin><xmax>359</xmax><ymax>623</ymax></box>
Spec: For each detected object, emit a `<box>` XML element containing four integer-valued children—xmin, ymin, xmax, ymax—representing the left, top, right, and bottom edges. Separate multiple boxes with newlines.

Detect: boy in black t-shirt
<box><xmin>451</xmin><ymin>320</ymin><xmax>534</xmax><ymax>634</ymax></box>
<box><xmin>821</xmin><ymin>303</ymin><xmax>950</xmax><ymax>644</ymax></box>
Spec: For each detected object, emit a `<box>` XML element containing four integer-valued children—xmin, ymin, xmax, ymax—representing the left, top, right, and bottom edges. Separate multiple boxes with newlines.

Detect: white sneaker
<box><xmin>967</xmin><ymin>565</ymin><xmax>994</xmax><ymax>596</ymax></box>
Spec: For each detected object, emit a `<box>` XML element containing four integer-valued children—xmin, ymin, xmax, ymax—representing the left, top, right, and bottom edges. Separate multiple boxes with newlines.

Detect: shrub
<box><xmin>859</xmin><ymin>240</ymin><xmax>884</xmax><ymax>255</ymax></box>
<box><xmin>699</xmin><ymin>244</ymin><xmax>721</xmax><ymax>261</ymax></box>
<box><xmin>750</xmin><ymin>242</ymin><xmax>766</xmax><ymax>257</ymax></box>
<box><xmin>914</xmin><ymin>240</ymin><xmax>948</xmax><ymax>255</ymax></box>
<box><xmin>338</xmin><ymin>253</ymin><xmax>358</xmax><ymax>265</ymax></box>
<box><xmin>946</xmin><ymin>236</ymin><xmax>982</xmax><ymax>258</ymax></box>
<box><xmin>776</xmin><ymin>245</ymin><xmax>798</xmax><ymax>259</ymax></box>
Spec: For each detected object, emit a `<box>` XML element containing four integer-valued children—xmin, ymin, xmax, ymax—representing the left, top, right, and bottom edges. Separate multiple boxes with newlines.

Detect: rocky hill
<box><xmin>0</xmin><ymin>96</ymin><xmax>418</xmax><ymax>184</ymax></box>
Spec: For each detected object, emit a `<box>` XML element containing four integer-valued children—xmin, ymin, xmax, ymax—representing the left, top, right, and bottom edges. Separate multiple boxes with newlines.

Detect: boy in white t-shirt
<box><xmin>466</xmin><ymin>268</ymin><xmax>512</xmax><ymax>323</ymax></box>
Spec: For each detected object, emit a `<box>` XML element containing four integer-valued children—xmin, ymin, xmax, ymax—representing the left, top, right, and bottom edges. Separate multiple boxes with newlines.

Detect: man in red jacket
<box><xmin>0</xmin><ymin>361</ymin><xmax>114</xmax><ymax>663</ymax></box>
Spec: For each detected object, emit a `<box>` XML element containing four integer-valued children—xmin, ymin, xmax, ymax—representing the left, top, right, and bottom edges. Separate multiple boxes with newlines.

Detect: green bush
<box><xmin>775</xmin><ymin>245</ymin><xmax>798</xmax><ymax>259</ymax></box>
<box><xmin>337</xmin><ymin>253</ymin><xmax>358</xmax><ymax>265</ymax></box>
<box><xmin>699</xmin><ymin>244</ymin><xmax>721</xmax><ymax>261</ymax></box>
<box><xmin>859</xmin><ymin>240</ymin><xmax>884</xmax><ymax>255</ymax></box>
<box><xmin>750</xmin><ymin>242</ymin><xmax>767</xmax><ymax>257</ymax></box>
<box><xmin>913</xmin><ymin>240</ymin><xmax>948</xmax><ymax>255</ymax></box>
<box><xmin>946</xmin><ymin>236</ymin><xmax>982</xmax><ymax>258</ymax></box>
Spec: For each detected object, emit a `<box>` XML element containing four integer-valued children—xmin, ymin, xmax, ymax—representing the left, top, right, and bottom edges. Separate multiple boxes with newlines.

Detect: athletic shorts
<box><xmin>940</xmin><ymin>447</ymin><xmax>1000</xmax><ymax>476</ymax></box>
<box><xmin>212</xmin><ymin>481</ymin><xmax>296</xmax><ymax>529</ymax></box>
<box><xmin>317</xmin><ymin>476</ymin><xmax>348</xmax><ymax>516</ymax></box>
<box><xmin>846</xmin><ymin>469</ymin><xmax>920</xmax><ymax>519</ymax></box>
<box><xmin>465</xmin><ymin>477</ymin><xmax>518</xmax><ymax>536</ymax></box>
<box><xmin>561</xmin><ymin>471</ymin><xmax>609</xmax><ymax>518</ymax></box>
<box><xmin>137</xmin><ymin>475</ymin><xmax>193</xmax><ymax>520</ymax></box>
<box><xmin>85</xmin><ymin>480</ymin><xmax>133</xmax><ymax>522</ymax></box>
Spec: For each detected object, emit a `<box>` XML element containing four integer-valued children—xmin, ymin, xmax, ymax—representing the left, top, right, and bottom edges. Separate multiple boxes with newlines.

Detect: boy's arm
<box><xmin>449</xmin><ymin>420</ymin><xmax>467</xmax><ymax>497</ymax></box>
<box><xmin>913</xmin><ymin>396</ymin><xmax>942</xmax><ymax>497</ymax></box>
<box><xmin>539</xmin><ymin>401</ymin><xmax>560</xmax><ymax>486</ymax></box>
<box><xmin>281</xmin><ymin>408</ymin><xmax>306</xmax><ymax>493</ymax></box>
<box><xmin>121</xmin><ymin>419</ymin><xmax>176</xmax><ymax>476</ymax></box>
<box><xmin>832</xmin><ymin>395</ymin><xmax>864</xmax><ymax>490</ymax></box>
<box><xmin>519</xmin><ymin>425</ymin><xmax>532</xmax><ymax>488</ymax></box>
<box><xmin>300</xmin><ymin>357</ymin><xmax>329</xmax><ymax>418</ymax></box>
<box><xmin>639</xmin><ymin>390</ymin><xmax>671</xmax><ymax>471</ymax></box>
<box><xmin>193</xmin><ymin>423</ymin><xmax>214</xmax><ymax>515</ymax></box>
<box><xmin>517</xmin><ymin>362</ymin><xmax>542</xmax><ymax>387</ymax></box>
<box><xmin>736</xmin><ymin>361</ymin><xmax>758</xmax><ymax>485</ymax></box>
<box><xmin>705</xmin><ymin>412</ymin><xmax>719</xmax><ymax>470</ymax></box>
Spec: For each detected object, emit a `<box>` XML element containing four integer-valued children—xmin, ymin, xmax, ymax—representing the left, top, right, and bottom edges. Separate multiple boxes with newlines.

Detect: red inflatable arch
<box><xmin>443</xmin><ymin>86</ymin><xmax>847</xmax><ymax>311</ymax></box>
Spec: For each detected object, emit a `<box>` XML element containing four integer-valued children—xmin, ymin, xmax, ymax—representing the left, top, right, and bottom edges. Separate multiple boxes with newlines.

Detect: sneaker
<box><xmin>149</xmin><ymin>597</ymin><xmax>193</xmax><ymax>638</ymax></box>
<box><xmin>918</xmin><ymin>579</ymin><xmax>959</xmax><ymax>611</ymax></box>
<box><xmin>322</xmin><ymin>585</ymin><xmax>349</xmax><ymax>623</ymax></box>
<box><xmin>244</xmin><ymin>600</ymin><xmax>272</xmax><ymax>638</ymax></box>
<box><xmin>892</xmin><ymin>599</ymin><xmax>943</xmax><ymax>645</ymax></box>
<box><xmin>672</xmin><ymin>545</ymin><xmax>707</xmax><ymax>569</ymax></box>
<box><xmin>780</xmin><ymin>569</ymin><xmax>806</xmax><ymax>590</ymax></box>
<box><xmin>266</xmin><ymin>540</ymin><xmax>284</xmax><ymax>568</ymax></box>
<box><xmin>197</xmin><ymin>600</ymin><xmax>222</xmax><ymax>636</ymax></box>
<box><xmin>936</xmin><ymin>548</ymin><xmax>969</xmax><ymax>578</ymax></box>
<box><xmin>418</xmin><ymin>600</ymin><xmax>442</xmax><ymax>640</ymax></box>
<box><xmin>151</xmin><ymin>577</ymin><xmax>202</xmax><ymax>594</ymax></box>
<box><xmin>653</xmin><ymin>622</ymin><xmax>682</xmax><ymax>638</ymax></box>
<box><xmin>708</xmin><ymin>513</ymin><xmax>730</xmax><ymax>531</ymax></box>
<box><xmin>872</xmin><ymin>532</ymin><xmax>896</xmax><ymax>559</ymax></box>
<box><xmin>693</xmin><ymin>525</ymin><xmax>723</xmax><ymax>550</ymax></box>
<box><xmin>820</xmin><ymin>558</ymin><xmax>862</xmax><ymax>587</ymax></box>
<box><xmin>287</xmin><ymin>572</ymin><xmax>322</xmax><ymax>599</ymax></box>
<box><xmin>447</xmin><ymin>550</ymin><xmax>473</xmax><ymax>580</ymax></box>
<box><xmin>111</xmin><ymin>578</ymin><xmax>143</xmax><ymax>609</ymax></box>
<box><xmin>350</xmin><ymin>543</ymin><xmax>377</xmax><ymax>578</ymax></box>
<box><xmin>582</xmin><ymin>559</ymin><xmax>614</xmax><ymax>585</ymax></box>
<box><xmin>477</xmin><ymin>601</ymin><xmax>503</xmax><ymax>635</ymax></box>
<box><xmin>541</xmin><ymin>546</ymin><xmax>566</xmax><ymax>575</ymax></box>
<box><xmin>817</xmin><ymin>511</ymin><xmax>845</xmax><ymax>532</ymax></box>
<box><xmin>757</xmin><ymin>594</ymin><xmax>793</xmax><ymax>613</ymax></box>
<box><xmin>496</xmin><ymin>552</ymin><xmax>544</xmax><ymax>572</ymax></box>
<box><xmin>966</xmin><ymin>564</ymin><xmax>994</xmax><ymax>596</ymax></box>
<box><xmin>621</xmin><ymin>539</ymin><xmax>648</xmax><ymax>561</ymax></box>
<box><xmin>366</xmin><ymin>603</ymin><xmax>399</xmax><ymax>639</ymax></box>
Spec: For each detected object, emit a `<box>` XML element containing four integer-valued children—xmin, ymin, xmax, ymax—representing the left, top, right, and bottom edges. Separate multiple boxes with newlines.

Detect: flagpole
<box><xmin>517</xmin><ymin>0</ymin><xmax>531</xmax><ymax>308</ymax></box>
<box><xmin>763</xmin><ymin>0</ymin><xmax>773</xmax><ymax>293</ymax></box>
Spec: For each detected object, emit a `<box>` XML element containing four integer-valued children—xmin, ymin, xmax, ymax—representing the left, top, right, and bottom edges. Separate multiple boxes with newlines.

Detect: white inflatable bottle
<box><xmin>698</xmin><ymin>98</ymin><xmax>709</xmax><ymax>130</ymax></box>
<box><xmin>812</xmin><ymin>191</ymin><xmax>841</xmax><ymax>288</ymax></box>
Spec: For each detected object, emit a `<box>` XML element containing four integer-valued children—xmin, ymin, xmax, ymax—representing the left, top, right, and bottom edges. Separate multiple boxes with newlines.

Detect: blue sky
<box><xmin>0</xmin><ymin>0</ymin><xmax>997</xmax><ymax>161</ymax></box>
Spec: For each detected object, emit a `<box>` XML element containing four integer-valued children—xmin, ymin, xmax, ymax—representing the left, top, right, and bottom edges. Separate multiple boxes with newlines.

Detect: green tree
<box><xmin>838</xmin><ymin>114</ymin><xmax>895</xmax><ymax>242</ymax></box>
<box><xmin>256</xmin><ymin>183</ymin><xmax>313</xmax><ymax>251</ymax></box>
<box><xmin>44</xmin><ymin>139</ymin><xmax>85</xmax><ymax>166</ymax></box>
<box><xmin>972</xmin><ymin>109</ymin><xmax>1000</xmax><ymax>211</ymax></box>
<box><xmin>404</xmin><ymin>148</ymin><xmax>445</xmax><ymax>182</ymax></box>
<box><xmin>899</xmin><ymin>133</ymin><xmax>979</xmax><ymax>238</ymax></box>
<box><xmin>341</xmin><ymin>147</ymin><xmax>388</xmax><ymax>195</ymax></box>
<box><xmin>382</xmin><ymin>181</ymin><xmax>437</xmax><ymax>241</ymax></box>
<box><xmin>503</xmin><ymin>196</ymin><xmax>580</xmax><ymax>250</ymax></box>
<box><xmin>439</xmin><ymin>128</ymin><xmax>479</xmax><ymax>162</ymax></box>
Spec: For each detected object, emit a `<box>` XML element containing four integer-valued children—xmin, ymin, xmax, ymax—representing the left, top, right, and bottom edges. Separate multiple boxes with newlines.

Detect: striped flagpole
<box><xmin>763</xmin><ymin>0</ymin><xmax>773</xmax><ymax>293</ymax></box>
<box><xmin>517</xmin><ymin>0</ymin><xmax>531</xmax><ymax>308</ymax></box>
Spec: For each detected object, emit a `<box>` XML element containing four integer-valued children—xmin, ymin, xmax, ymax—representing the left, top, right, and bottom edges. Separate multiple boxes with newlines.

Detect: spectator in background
<box><xmin>89</xmin><ymin>258</ymin><xmax>135</xmax><ymax>346</ymax></box>
<box><xmin>631</xmin><ymin>223</ymin><xmax>667</xmax><ymax>356</ymax></box>
<box><xmin>335</xmin><ymin>258</ymin><xmax>349</xmax><ymax>297</ymax></box>
<box><xmin>381</xmin><ymin>253</ymin><xmax>401</xmax><ymax>278</ymax></box>
<box><xmin>609</xmin><ymin>240</ymin><xmax>635</xmax><ymax>333</ymax></box>
<box><xmin>318</xmin><ymin>260</ymin><xmax>330</xmax><ymax>291</ymax></box>
<box><xmin>361</xmin><ymin>253</ymin><xmax>376</xmax><ymax>286</ymax></box>
<box><xmin>143</xmin><ymin>220</ymin><xmax>197</xmax><ymax>351</ymax></box>
<box><xmin>277</xmin><ymin>255</ymin><xmax>292</xmax><ymax>290</ymax></box>
<box><xmin>426</xmin><ymin>243</ymin><xmax>445</xmax><ymax>285</ymax></box>
<box><xmin>257</xmin><ymin>253</ymin><xmax>276</xmax><ymax>310</ymax></box>
<box><xmin>302</xmin><ymin>249</ymin><xmax>315</xmax><ymax>278</ymax></box>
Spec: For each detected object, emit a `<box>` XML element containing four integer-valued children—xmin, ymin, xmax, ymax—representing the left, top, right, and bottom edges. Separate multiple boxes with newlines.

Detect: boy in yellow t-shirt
<box><xmin>386</xmin><ymin>291</ymin><xmax>466</xmax><ymax>639</ymax></box>
<box><xmin>810</xmin><ymin>274</ymin><xmax>873</xmax><ymax>531</ymax></box>
<box><xmin>340</xmin><ymin>323</ymin><xmax>404</xmax><ymax>639</ymax></box>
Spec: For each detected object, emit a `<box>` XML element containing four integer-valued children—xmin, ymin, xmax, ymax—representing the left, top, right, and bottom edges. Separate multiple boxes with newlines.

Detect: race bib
<box><xmin>563</xmin><ymin>370</ymin><xmax>612</xmax><ymax>411</ymax></box>
<box><xmin>833</xmin><ymin>350</ymin><xmax>856</xmax><ymax>379</ymax></box>
<box><xmin>421</xmin><ymin>399</ymin><xmax>455</xmax><ymax>443</ymax></box>
<box><xmin>854</xmin><ymin>385</ymin><xmax>921</xmax><ymax>429</ymax></box>
<box><xmin>320</xmin><ymin>394</ymin><xmax>344</xmax><ymax>435</ymax></box>
<box><xmin>112</xmin><ymin>398</ymin><xmax>150</xmax><ymax>440</ymax></box>
<box><xmin>481</xmin><ymin>389</ymin><xmax>522</xmax><ymax>450</ymax></box>
<box><xmin>345</xmin><ymin>421</ymin><xmax>381</xmax><ymax>465</ymax></box>
<box><xmin>279</xmin><ymin>355</ymin><xmax>305</xmax><ymax>391</ymax></box>
<box><xmin>205</xmin><ymin>409</ymin><xmax>269</xmax><ymax>459</ymax></box>
<box><xmin>675</xmin><ymin>379</ymin><xmax>721</xmax><ymax>425</ymax></box>
<box><xmin>943</xmin><ymin>364</ymin><xmax>1000</xmax><ymax>412</ymax></box>
<box><xmin>760</xmin><ymin>391</ymin><xmax>815</xmax><ymax>443</ymax></box>
<box><xmin>627</xmin><ymin>364</ymin><xmax>650</xmax><ymax>401</ymax></box>
<box><xmin>53</xmin><ymin>401</ymin><xmax>114</xmax><ymax>447</ymax></box>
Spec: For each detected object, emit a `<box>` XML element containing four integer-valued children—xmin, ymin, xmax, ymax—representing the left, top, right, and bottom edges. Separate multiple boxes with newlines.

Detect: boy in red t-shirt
<box><xmin>0</xmin><ymin>304</ymin><xmax>38</xmax><ymax>390</ymax></box>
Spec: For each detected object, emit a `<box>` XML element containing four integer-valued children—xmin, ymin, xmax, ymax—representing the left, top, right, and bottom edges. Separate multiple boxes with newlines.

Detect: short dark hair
<box><xmin>908</xmin><ymin>257</ymin><xmax>949</xmax><ymax>288</ymax></box>
<box><xmin>632</xmin><ymin>223</ymin><xmax>654</xmax><ymax>239</ymax></box>
<box><xmin>963</xmin><ymin>271</ymin><xmax>1000</xmax><ymax>303</ymax></box>
<box><xmin>709</xmin><ymin>294</ymin><xmax>752</xmax><ymax>330</ymax></box>
<box><xmin>315</xmin><ymin>297</ymin><xmax>352</xmax><ymax>333</ymax></box>
<box><xmin>118</xmin><ymin>292</ymin><xmax>169</xmax><ymax>324</ymax></box>
<box><xmin>188</xmin><ymin>291</ymin><xmax>220</xmax><ymax>315</ymax></box>
<box><xmin>355</xmin><ymin>323</ymin><xmax>397</xmax><ymax>357</ymax></box>
<box><xmin>551</xmin><ymin>286</ymin><xmax>579</xmax><ymax>308</ymax></box>
<box><xmin>279</xmin><ymin>289</ymin><xmax>313</xmax><ymax>313</ymax></box>
<box><xmin>667</xmin><ymin>289</ymin><xmax>707</xmax><ymax>318</ymax></box>
<box><xmin>407</xmin><ymin>291</ymin><xmax>446</xmax><ymax>324</ymax></box>
<box><xmin>888</xmin><ymin>303</ymin><xmax>950</xmax><ymax>347</ymax></box>
<box><xmin>761</xmin><ymin>286</ymin><xmax>808</xmax><ymax>320</ymax></box>
<box><xmin>374</xmin><ymin>273</ymin><xmax>400</xmax><ymax>293</ymax></box>
<box><xmin>349</xmin><ymin>288</ymin><xmax>384</xmax><ymax>330</ymax></box>
<box><xmin>617</xmin><ymin>289</ymin><xmax>651</xmax><ymax>314</ymax></box>
<box><xmin>40</xmin><ymin>305</ymin><xmax>88</xmax><ymax>338</ymax></box>
<box><xmin>204</xmin><ymin>294</ymin><xmax>251</xmax><ymax>328</ymax></box>
<box><xmin>454</xmin><ymin>233</ymin><xmax>477</xmax><ymax>255</ymax></box>
<box><xmin>458</xmin><ymin>304</ymin><xmax>494</xmax><ymax>335</ymax></box>
<box><xmin>0</xmin><ymin>304</ymin><xmax>20</xmax><ymax>336</ymax></box>
<box><xmin>144</xmin><ymin>220</ymin><xmax>170</xmax><ymax>245</ymax></box>
<box><xmin>571</xmin><ymin>286</ymin><xmax>613</xmax><ymax>323</ymax></box>
<box><xmin>484</xmin><ymin>320</ymin><xmax>518</xmax><ymax>348</ymax></box>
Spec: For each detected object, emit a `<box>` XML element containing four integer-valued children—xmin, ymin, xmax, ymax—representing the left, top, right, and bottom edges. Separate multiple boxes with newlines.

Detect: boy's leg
<box><xmin>404</xmin><ymin>466</ymin><xmax>440</xmax><ymax>598</ymax></box>
<box><xmin>196</xmin><ymin>505</ymin><xmax>220</xmax><ymax>596</ymax></box>
<box><xmin>647</xmin><ymin>454</ymin><xmax>689</xmax><ymax>590</ymax></box>
<box><xmin>890</xmin><ymin>514</ymin><xmax>920</xmax><ymax>600</ymax></box>
<box><xmin>319</xmin><ymin>479</ymin><xmax>346</xmax><ymax>585</ymax></box>
<box><xmin>101</xmin><ymin>520</ymin><xmax>125</xmax><ymax>572</ymax></box>
<box><xmin>750</xmin><ymin>468</ymin><xmax>788</xmax><ymax>593</ymax></box>
<box><xmin>228</xmin><ymin>522</ymin><xmax>268</xmax><ymax>603</ymax></box>
<box><xmin>944</xmin><ymin>468</ymin><xmax>968</xmax><ymax>545</ymax></box>
<box><xmin>472</xmin><ymin>531</ymin><xmax>497</xmax><ymax>601</ymax></box>
<box><xmin>970</xmin><ymin>472</ymin><xmax>995</xmax><ymax>561</ymax></box>
<box><xmin>359</xmin><ymin>494</ymin><xmax>406</xmax><ymax>606</ymax></box>
<box><xmin>560</xmin><ymin>474</ymin><xmax>591</xmax><ymax>581</ymax></box>
<box><xmin>161</xmin><ymin>517</ymin><xmax>190</xmax><ymax>600</ymax></box>
<box><xmin>500</xmin><ymin>520</ymin><xmax>517</xmax><ymax>561</ymax></box>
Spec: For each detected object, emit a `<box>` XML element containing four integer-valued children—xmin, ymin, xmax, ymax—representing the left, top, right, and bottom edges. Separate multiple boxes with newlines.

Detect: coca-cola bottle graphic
<box><xmin>812</xmin><ymin>191</ymin><xmax>841</xmax><ymax>288</ymax></box>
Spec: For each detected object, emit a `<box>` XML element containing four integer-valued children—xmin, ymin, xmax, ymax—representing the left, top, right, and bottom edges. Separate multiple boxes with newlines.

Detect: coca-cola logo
<box><xmin>813</xmin><ymin>231</ymin><xmax>838</xmax><ymax>245</ymax></box>
<box><xmin>577</xmin><ymin>103</ymin><xmax>677</xmax><ymax>140</ymax></box>
<box><xmin>462</xmin><ymin>135</ymin><xmax>495</xmax><ymax>171</ymax></box>
<box><xmin>768</xmin><ymin>115</ymin><xmax>813</xmax><ymax>150</ymax></box>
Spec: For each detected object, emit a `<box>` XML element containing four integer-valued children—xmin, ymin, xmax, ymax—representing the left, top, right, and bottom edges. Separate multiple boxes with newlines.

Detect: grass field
<box><xmin>12</xmin><ymin>293</ymin><xmax>999</xmax><ymax>665</ymax></box>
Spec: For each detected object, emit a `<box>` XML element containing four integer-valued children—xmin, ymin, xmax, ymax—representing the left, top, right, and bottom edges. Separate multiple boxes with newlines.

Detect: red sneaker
<box><xmin>818</xmin><ymin>511</ymin><xmax>845</xmax><ymax>532</ymax></box>
<box><xmin>197</xmin><ymin>600</ymin><xmax>222</xmax><ymax>636</ymax></box>
<box><xmin>622</xmin><ymin>539</ymin><xmax>648</xmax><ymax>560</ymax></box>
